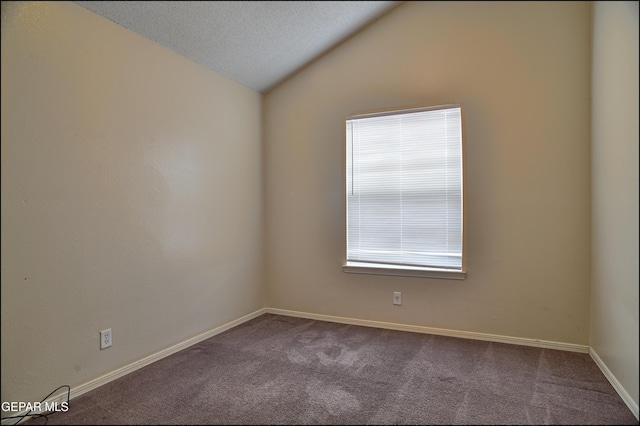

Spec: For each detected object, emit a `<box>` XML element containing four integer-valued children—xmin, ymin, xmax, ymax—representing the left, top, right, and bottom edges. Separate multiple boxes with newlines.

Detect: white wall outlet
<box><xmin>100</xmin><ymin>328</ymin><xmax>112</xmax><ymax>350</ymax></box>
<box><xmin>393</xmin><ymin>291</ymin><xmax>402</xmax><ymax>305</ymax></box>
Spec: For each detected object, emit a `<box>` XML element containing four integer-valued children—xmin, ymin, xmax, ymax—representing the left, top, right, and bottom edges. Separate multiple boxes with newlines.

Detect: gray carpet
<box><xmin>21</xmin><ymin>314</ymin><xmax>638</xmax><ymax>425</ymax></box>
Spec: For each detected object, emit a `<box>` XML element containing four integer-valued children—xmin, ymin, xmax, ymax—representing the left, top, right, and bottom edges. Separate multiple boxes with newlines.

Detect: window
<box><xmin>343</xmin><ymin>104</ymin><xmax>465</xmax><ymax>279</ymax></box>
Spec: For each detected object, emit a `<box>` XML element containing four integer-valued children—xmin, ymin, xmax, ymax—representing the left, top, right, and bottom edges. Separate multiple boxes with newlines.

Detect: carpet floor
<box><xmin>21</xmin><ymin>313</ymin><xmax>638</xmax><ymax>425</ymax></box>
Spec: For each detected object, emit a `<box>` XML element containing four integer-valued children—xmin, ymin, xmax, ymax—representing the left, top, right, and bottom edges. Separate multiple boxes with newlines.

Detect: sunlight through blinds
<box><xmin>346</xmin><ymin>105</ymin><xmax>463</xmax><ymax>270</ymax></box>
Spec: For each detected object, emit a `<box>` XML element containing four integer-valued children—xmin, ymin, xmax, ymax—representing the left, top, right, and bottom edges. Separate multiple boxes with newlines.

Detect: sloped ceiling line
<box><xmin>74</xmin><ymin>1</ymin><xmax>400</xmax><ymax>93</ymax></box>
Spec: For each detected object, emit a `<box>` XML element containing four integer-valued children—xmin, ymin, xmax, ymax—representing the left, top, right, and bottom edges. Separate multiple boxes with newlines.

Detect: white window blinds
<box><xmin>346</xmin><ymin>105</ymin><xmax>463</xmax><ymax>271</ymax></box>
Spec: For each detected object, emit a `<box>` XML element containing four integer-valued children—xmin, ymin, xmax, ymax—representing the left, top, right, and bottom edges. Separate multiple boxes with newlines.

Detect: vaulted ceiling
<box><xmin>74</xmin><ymin>1</ymin><xmax>400</xmax><ymax>93</ymax></box>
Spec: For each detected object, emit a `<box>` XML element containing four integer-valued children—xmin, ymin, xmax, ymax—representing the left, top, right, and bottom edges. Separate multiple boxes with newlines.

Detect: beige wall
<box><xmin>4</xmin><ymin>0</ymin><xmax>636</xmax><ymax>417</ymax></box>
<box><xmin>264</xmin><ymin>2</ymin><xmax>592</xmax><ymax>344</ymax></box>
<box><xmin>1</xmin><ymin>1</ymin><xmax>263</xmax><ymax>405</ymax></box>
<box><xmin>591</xmin><ymin>1</ymin><xmax>639</xmax><ymax>410</ymax></box>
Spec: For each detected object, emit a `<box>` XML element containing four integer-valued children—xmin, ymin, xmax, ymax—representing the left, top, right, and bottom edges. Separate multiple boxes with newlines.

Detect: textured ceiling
<box><xmin>74</xmin><ymin>1</ymin><xmax>400</xmax><ymax>93</ymax></box>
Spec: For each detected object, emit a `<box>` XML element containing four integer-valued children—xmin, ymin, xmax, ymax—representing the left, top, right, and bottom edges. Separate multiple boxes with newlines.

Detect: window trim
<box><xmin>342</xmin><ymin>104</ymin><xmax>466</xmax><ymax>279</ymax></box>
<box><xmin>342</xmin><ymin>261</ymin><xmax>466</xmax><ymax>280</ymax></box>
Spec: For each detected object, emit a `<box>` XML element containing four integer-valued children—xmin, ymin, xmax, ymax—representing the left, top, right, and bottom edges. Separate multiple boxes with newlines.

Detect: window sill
<box><xmin>342</xmin><ymin>262</ymin><xmax>466</xmax><ymax>280</ymax></box>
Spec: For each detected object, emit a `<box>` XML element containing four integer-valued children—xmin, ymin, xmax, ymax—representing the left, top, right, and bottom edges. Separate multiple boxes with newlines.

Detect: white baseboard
<box><xmin>589</xmin><ymin>347</ymin><xmax>639</xmax><ymax>421</ymax></box>
<box><xmin>1</xmin><ymin>308</ymin><xmax>267</xmax><ymax>425</ymax></box>
<box><xmin>266</xmin><ymin>307</ymin><xmax>590</xmax><ymax>353</ymax></box>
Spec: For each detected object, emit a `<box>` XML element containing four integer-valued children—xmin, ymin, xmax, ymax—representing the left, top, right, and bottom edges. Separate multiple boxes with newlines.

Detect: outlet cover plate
<box><xmin>100</xmin><ymin>329</ymin><xmax>112</xmax><ymax>349</ymax></box>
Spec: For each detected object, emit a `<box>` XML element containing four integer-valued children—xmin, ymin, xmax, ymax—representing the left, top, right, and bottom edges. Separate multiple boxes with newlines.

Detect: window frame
<box><xmin>342</xmin><ymin>104</ymin><xmax>466</xmax><ymax>280</ymax></box>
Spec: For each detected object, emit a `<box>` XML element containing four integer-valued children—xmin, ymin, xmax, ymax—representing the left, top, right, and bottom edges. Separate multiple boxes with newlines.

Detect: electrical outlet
<box><xmin>100</xmin><ymin>329</ymin><xmax>112</xmax><ymax>350</ymax></box>
<box><xmin>393</xmin><ymin>291</ymin><xmax>402</xmax><ymax>305</ymax></box>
